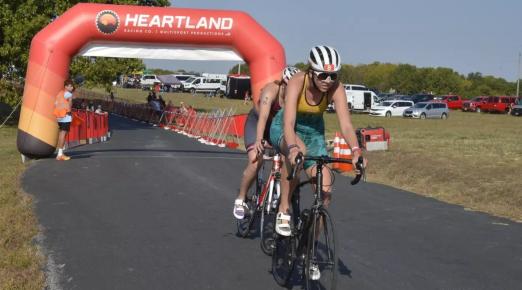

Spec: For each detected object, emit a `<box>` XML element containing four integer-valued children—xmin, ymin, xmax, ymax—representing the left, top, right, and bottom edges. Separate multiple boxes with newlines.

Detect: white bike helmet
<box><xmin>308</xmin><ymin>45</ymin><xmax>341</xmax><ymax>72</ymax></box>
<box><xmin>282</xmin><ymin>66</ymin><xmax>300</xmax><ymax>83</ymax></box>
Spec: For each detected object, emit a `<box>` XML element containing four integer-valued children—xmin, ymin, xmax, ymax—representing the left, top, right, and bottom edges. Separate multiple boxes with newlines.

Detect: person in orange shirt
<box><xmin>55</xmin><ymin>79</ymin><xmax>75</xmax><ymax>161</ymax></box>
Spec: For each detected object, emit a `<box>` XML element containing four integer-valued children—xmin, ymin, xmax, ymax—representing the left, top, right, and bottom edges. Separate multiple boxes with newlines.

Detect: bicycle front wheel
<box><xmin>236</xmin><ymin>178</ymin><xmax>261</xmax><ymax>238</ymax></box>
<box><xmin>260</xmin><ymin>179</ymin><xmax>279</xmax><ymax>255</ymax></box>
<box><xmin>305</xmin><ymin>208</ymin><xmax>337</xmax><ymax>290</ymax></box>
<box><xmin>272</xmin><ymin>234</ymin><xmax>295</xmax><ymax>286</ymax></box>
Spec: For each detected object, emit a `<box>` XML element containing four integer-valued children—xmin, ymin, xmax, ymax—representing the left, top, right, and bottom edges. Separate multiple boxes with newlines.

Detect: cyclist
<box><xmin>233</xmin><ymin>66</ymin><xmax>301</xmax><ymax>219</ymax></box>
<box><xmin>270</xmin><ymin>45</ymin><xmax>366</xmax><ymax>236</ymax></box>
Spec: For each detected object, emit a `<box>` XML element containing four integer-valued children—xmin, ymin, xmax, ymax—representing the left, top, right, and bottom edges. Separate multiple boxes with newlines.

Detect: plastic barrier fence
<box><xmin>65</xmin><ymin>109</ymin><xmax>109</xmax><ymax>148</ymax></box>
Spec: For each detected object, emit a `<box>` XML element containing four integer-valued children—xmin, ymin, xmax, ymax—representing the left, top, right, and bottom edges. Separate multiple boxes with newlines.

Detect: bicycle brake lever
<box><xmin>288</xmin><ymin>152</ymin><xmax>303</xmax><ymax>180</ymax></box>
<box><xmin>350</xmin><ymin>156</ymin><xmax>365</xmax><ymax>185</ymax></box>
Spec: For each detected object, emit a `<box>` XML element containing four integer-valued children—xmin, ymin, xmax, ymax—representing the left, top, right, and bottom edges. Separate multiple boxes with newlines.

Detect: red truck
<box><xmin>478</xmin><ymin>96</ymin><xmax>517</xmax><ymax>113</ymax></box>
<box><xmin>461</xmin><ymin>96</ymin><xmax>488</xmax><ymax>112</ymax></box>
<box><xmin>433</xmin><ymin>95</ymin><xmax>463</xmax><ymax>109</ymax></box>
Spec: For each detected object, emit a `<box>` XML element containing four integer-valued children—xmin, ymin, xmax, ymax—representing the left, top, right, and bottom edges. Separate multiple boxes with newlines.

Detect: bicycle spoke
<box><xmin>305</xmin><ymin>209</ymin><xmax>337</xmax><ymax>290</ymax></box>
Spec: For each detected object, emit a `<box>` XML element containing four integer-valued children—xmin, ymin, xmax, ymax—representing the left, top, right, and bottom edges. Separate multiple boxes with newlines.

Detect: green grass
<box><xmin>96</xmin><ymin>87</ymin><xmax>522</xmax><ymax>221</ymax></box>
<box><xmin>0</xmin><ymin>127</ymin><xmax>44</xmax><ymax>289</ymax></box>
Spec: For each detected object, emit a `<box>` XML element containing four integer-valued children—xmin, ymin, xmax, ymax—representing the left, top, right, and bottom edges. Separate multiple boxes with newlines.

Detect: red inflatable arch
<box><xmin>17</xmin><ymin>3</ymin><xmax>285</xmax><ymax>158</ymax></box>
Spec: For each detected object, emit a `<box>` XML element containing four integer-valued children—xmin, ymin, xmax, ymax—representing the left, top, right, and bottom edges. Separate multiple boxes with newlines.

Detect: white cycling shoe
<box><xmin>233</xmin><ymin>199</ymin><xmax>248</xmax><ymax>220</ymax></box>
<box><xmin>275</xmin><ymin>212</ymin><xmax>292</xmax><ymax>236</ymax></box>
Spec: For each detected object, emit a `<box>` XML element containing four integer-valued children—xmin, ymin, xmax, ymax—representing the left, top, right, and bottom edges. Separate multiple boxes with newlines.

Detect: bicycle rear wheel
<box><xmin>305</xmin><ymin>208</ymin><xmax>337</xmax><ymax>290</ymax></box>
<box><xmin>236</xmin><ymin>178</ymin><xmax>261</xmax><ymax>238</ymax></box>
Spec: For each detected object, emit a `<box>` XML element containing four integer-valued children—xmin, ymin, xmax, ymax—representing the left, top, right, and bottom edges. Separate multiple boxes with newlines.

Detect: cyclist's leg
<box><xmin>234</xmin><ymin>109</ymin><xmax>262</xmax><ymax>219</ymax></box>
<box><xmin>278</xmin><ymin>136</ymin><xmax>306</xmax><ymax>213</ymax></box>
<box><xmin>276</xmin><ymin>136</ymin><xmax>306</xmax><ymax>236</ymax></box>
<box><xmin>238</xmin><ymin>148</ymin><xmax>263</xmax><ymax>199</ymax></box>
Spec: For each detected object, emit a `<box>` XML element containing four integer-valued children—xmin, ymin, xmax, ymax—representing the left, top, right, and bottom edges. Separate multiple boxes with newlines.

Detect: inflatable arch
<box><xmin>17</xmin><ymin>3</ymin><xmax>285</xmax><ymax>158</ymax></box>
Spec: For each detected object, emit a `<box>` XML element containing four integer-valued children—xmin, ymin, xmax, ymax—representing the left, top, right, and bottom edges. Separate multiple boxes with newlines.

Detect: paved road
<box><xmin>23</xmin><ymin>115</ymin><xmax>522</xmax><ymax>290</ymax></box>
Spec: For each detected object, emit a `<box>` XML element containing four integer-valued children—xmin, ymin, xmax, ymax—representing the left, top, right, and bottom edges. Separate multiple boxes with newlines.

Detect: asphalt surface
<box><xmin>23</xmin><ymin>114</ymin><xmax>522</xmax><ymax>290</ymax></box>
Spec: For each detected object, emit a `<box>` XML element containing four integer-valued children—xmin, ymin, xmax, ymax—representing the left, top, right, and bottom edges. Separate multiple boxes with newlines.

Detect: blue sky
<box><xmin>144</xmin><ymin>0</ymin><xmax>522</xmax><ymax>81</ymax></box>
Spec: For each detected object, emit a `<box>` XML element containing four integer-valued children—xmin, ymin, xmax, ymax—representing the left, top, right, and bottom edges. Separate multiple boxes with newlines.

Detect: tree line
<box><xmin>293</xmin><ymin>62</ymin><xmax>516</xmax><ymax>97</ymax></box>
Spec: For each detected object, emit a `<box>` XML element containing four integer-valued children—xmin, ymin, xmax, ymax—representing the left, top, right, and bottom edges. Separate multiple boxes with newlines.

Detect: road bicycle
<box><xmin>236</xmin><ymin>148</ymin><xmax>284</xmax><ymax>255</ymax></box>
<box><xmin>272</xmin><ymin>153</ymin><xmax>364</xmax><ymax>290</ymax></box>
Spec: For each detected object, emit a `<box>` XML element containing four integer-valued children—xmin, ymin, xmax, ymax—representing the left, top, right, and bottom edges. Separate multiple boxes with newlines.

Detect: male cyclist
<box><xmin>233</xmin><ymin>67</ymin><xmax>300</xmax><ymax>219</ymax></box>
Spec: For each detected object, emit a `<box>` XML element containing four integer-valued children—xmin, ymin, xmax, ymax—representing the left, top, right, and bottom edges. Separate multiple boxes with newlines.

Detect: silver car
<box><xmin>403</xmin><ymin>102</ymin><xmax>449</xmax><ymax>119</ymax></box>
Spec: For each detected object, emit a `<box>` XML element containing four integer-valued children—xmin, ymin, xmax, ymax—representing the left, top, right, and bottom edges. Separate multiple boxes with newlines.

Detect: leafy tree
<box><xmin>150</xmin><ymin>68</ymin><xmax>176</xmax><ymax>75</ymax></box>
<box><xmin>293</xmin><ymin>62</ymin><xmax>308</xmax><ymax>71</ymax></box>
<box><xmin>0</xmin><ymin>0</ymin><xmax>170</xmax><ymax>103</ymax></box>
<box><xmin>70</xmin><ymin>56</ymin><xmax>144</xmax><ymax>93</ymax></box>
<box><xmin>228</xmin><ymin>63</ymin><xmax>250</xmax><ymax>75</ymax></box>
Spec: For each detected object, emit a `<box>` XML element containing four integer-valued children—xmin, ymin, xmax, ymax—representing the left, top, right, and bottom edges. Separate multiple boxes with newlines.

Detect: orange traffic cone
<box><xmin>332</xmin><ymin>132</ymin><xmax>341</xmax><ymax>169</ymax></box>
<box><xmin>338</xmin><ymin>138</ymin><xmax>353</xmax><ymax>172</ymax></box>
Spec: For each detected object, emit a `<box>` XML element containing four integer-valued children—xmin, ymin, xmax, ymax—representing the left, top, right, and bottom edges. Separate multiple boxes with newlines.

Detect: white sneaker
<box><xmin>309</xmin><ymin>263</ymin><xmax>321</xmax><ymax>280</ymax></box>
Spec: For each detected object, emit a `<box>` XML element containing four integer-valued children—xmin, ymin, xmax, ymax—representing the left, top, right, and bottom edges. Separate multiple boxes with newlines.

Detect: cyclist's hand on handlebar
<box><xmin>254</xmin><ymin>139</ymin><xmax>265</xmax><ymax>156</ymax></box>
<box><xmin>352</xmin><ymin>150</ymin><xmax>367</xmax><ymax>174</ymax></box>
<box><xmin>288</xmin><ymin>147</ymin><xmax>302</xmax><ymax>166</ymax></box>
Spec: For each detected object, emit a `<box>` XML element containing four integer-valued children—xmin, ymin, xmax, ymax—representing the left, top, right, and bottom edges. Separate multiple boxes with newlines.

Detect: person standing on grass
<box><xmin>54</xmin><ymin>79</ymin><xmax>75</xmax><ymax>161</ymax></box>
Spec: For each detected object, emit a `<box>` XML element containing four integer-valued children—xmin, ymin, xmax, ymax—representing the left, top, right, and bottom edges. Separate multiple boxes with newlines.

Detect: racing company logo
<box><xmin>96</xmin><ymin>10</ymin><xmax>120</xmax><ymax>34</ymax></box>
<box><xmin>323</xmin><ymin>64</ymin><xmax>335</xmax><ymax>71</ymax></box>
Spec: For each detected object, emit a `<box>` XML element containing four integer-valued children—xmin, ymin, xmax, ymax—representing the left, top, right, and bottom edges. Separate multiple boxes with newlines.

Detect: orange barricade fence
<box><xmin>71</xmin><ymin>98</ymin><xmax>248</xmax><ymax>150</ymax></box>
<box><xmin>65</xmin><ymin>109</ymin><xmax>109</xmax><ymax>148</ymax></box>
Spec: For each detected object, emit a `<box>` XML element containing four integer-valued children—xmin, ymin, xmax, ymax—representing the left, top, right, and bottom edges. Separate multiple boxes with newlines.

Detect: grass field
<box><xmin>0</xmin><ymin>127</ymin><xmax>44</xmax><ymax>289</ymax></box>
<box><xmin>98</xmin><ymin>87</ymin><xmax>522</xmax><ymax>221</ymax></box>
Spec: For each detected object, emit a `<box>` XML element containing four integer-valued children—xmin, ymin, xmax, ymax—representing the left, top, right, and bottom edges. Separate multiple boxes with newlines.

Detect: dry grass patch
<box><xmin>0</xmin><ymin>127</ymin><xmax>44</xmax><ymax>289</ymax></box>
<box><xmin>336</xmin><ymin>111</ymin><xmax>522</xmax><ymax>221</ymax></box>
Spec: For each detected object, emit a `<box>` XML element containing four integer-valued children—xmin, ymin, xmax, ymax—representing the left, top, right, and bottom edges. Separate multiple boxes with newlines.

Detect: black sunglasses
<box><xmin>312</xmin><ymin>70</ymin><xmax>338</xmax><ymax>81</ymax></box>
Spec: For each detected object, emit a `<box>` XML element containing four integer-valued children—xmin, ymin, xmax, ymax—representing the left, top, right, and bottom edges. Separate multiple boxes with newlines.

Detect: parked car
<box><xmin>479</xmin><ymin>96</ymin><xmax>517</xmax><ymax>113</ymax></box>
<box><xmin>377</xmin><ymin>93</ymin><xmax>397</xmax><ymax>102</ymax></box>
<box><xmin>140</xmin><ymin>74</ymin><xmax>161</xmax><ymax>89</ymax></box>
<box><xmin>510</xmin><ymin>97</ymin><xmax>522</xmax><ymax>116</ymax></box>
<box><xmin>370</xmin><ymin>100</ymin><xmax>414</xmax><ymax>117</ymax></box>
<box><xmin>409</xmin><ymin>93</ymin><xmax>435</xmax><ymax>103</ymax></box>
<box><xmin>433</xmin><ymin>95</ymin><xmax>463</xmax><ymax>109</ymax></box>
<box><xmin>462</xmin><ymin>96</ymin><xmax>488</xmax><ymax>112</ymax></box>
<box><xmin>403</xmin><ymin>102</ymin><xmax>449</xmax><ymax>119</ymax></box>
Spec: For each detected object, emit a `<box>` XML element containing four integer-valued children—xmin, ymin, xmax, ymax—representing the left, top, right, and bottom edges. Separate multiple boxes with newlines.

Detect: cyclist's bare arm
<box><xmin>283</xmin><ymin>72</ymin><xmax>306</xmax><ymax>164</ymax></box>
<box><xmin>255</xmin><ymin>84</ymin><xmax>278</xmax><ymax>154</ymax></box>
<box><xmin>331</xmin><ymin>85</ymin><xmax>365</xmax><ymax>167</ymax></box>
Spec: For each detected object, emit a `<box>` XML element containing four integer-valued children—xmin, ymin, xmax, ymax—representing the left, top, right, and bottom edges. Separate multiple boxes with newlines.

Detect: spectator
<box><xmin>54</xmin><ymin>79</ymin><xmax>75</xmax><ymax>161</ymax></box>
<box><xmin>147</xmin><ymin>92</ymin><xmax>153</xmax><ymax>103</ymax></box>
<box><xmin>178</xmin><ymin>101</ymin><xmax>188</xmax><ymax>114</ymax></box>
<box><xmin>87</xmin><ymin>101</ymin><xmax>95</xmax><ymax>111</ymax></box>
<box><xmin>110</xmin><ymin>92</ymin><xmax>115</xmax><ymax>102</ymax></box>
<box><xmin>80</xmin><ymin>99</ymin><xmax>88</xmax><ymax>110</ymax></box>
<box><xmin>95</xmin><ymin>105</ymin><xmax>106</xmax><ymax>115</ymax></box>
<box><xmin>154</xmin><ymin>82</ymin><xmax>161</xmax><ymax>93</ymax></box>
<box><xmin>165</xmin><ymin>100</ymin><xmax>174</xmax><ymax>112</ymax></box>
<box><xmin>158</xmin><ymin>95</ymin><xmax>166</xmax><ymax>110</ymax></box>
<box><xmin>243</xmin><ymin>90</ymin><xmax>251</xmax><ymax>105</ymax></box>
